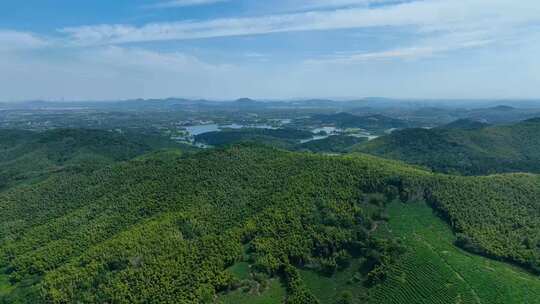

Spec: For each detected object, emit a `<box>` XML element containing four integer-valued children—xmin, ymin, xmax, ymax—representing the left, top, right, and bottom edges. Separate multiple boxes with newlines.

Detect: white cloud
<box><xmin>243</xmin><ymin>0</ymin><xmax>402</xmax><ymax>14</ymax></box>
<box><xmin>2</xmin><ymin>0</ymin><xmax>540</xmax><ymax>101</ymax></box>
<box><xmin>82</xmin><ymin>46</ymin><xmax>234</xmax><ymax>73</ymax></box>
<box><xmin>1</xmin><ymin>39</ymin><xmax>540</xmax><ymax>101</ymax></box>
<box><xmin>60</xmin><ymin>0</ymin><xmax>540</xmax><ymax>46</ymax></box>
<box><xmin>306</xmin><ymin>40</ymin><xmax>492</xmax><ymax>64</ymax></box>
<box><xmin>286</xmin><ymin>0</ymin><xmax>400</xmax><ymax>10</ymax></box>
<box><xmin>0</xmin><ymin>46</ymin><xmax>248</xmax><ymax>101</ymax></box>
<box><xmin>147</xmin><ymin>0</ymin><xmax>228</xmax><ymax>9</ymax></box>
<box><xmin>306</xmin><ymin>30</ymin><xmax>496</xmax><ymax>64</ymax></box>
<box><xmin>0</xmin><ymin>30</ymin><xmax>49</xmax><ymax>51</ymax></box>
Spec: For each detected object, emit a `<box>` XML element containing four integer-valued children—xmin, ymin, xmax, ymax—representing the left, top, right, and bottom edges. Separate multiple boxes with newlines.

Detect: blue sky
<box><xmin>0</xmin><ymin>0</ymin><xmax>539</xmax><ymax>101</ymax></box>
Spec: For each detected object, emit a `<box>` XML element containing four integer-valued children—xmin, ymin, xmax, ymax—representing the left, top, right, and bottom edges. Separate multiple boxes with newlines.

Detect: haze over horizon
<box><xmin>1</xmin><ymin>0</ymin><xmax>539</xmax><ymax>101</ymax></box>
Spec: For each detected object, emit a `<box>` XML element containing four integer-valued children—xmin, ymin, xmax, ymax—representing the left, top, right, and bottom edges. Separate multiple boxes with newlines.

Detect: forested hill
<box><xmin>0</xmin><ymin>128</ymin><xmax>181</xmax><ymax>191</ymax></box>
<box><xmin>1</xmin><ymin>142</ymin><xmax>540</xmax><ymax>303</ymax></box>
<box><xmin>307</xmin><ymin>113</ymin><xmax>413</xmax><ymax>132</ymax></box>
<box><xmin>195</xmin><ymin>128</ymin><xmax>313</xmax><ymax>148</ymax></box>
<box><xmin>355</xmin><ymin>118</ymin><xmax>540</xmax><ymax>175</ymax></box>
<box><xmin>439</xmin><ymin>118</ymin><xmax>490</xmax><ymax>130</ymax></box>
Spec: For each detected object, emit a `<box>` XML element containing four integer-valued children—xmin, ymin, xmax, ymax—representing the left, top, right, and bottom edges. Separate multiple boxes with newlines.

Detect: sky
<box><xmin>0</xmin><ymin>0</ymin><xmax>539</xmax><ymax>101</ymax></box>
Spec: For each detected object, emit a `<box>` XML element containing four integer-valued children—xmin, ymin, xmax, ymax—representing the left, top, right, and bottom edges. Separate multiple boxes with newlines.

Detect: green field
<box><xmin>0</xmin><ymin>273</ymin><xmax>12</xmax><ymax>298</ymax></box>
<box><xmin>218</xmin><ymin>262</ymin><xmax>286</xmax><ymax>304</ymax></box>
<box><xmin>218</xmin><ymin>278</ymin><xmax>286</xmax><ymax>304</ymax></box>
<box><xmin>227</xmin><ymin>262</ymin><xmax>251</xmax><ymax>281</ymax></box>
<box><xmin>300</xmin><ymin>259</ymin><xmax>369</xmax><ymax>304</ymax></box>
<box><xmin>370</xmin><ymin>201</ymin><xmax>540</xmax><ymax>304</ymax></box>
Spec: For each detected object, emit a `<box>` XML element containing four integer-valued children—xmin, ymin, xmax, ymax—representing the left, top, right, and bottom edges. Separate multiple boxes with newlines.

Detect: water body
<box><xmin>301</xmin><ymin>126</ymin><xmax>380</xmax><ymax>143</ymax></box>
<box><xmin>300</xmin><ymin>135</ymin><xmax>329</xmax><ymax>144</ymax></box>
<box><xmin>184</xmin><ymin>123</ymin><xmax>378</xmax><ymax>145</ymax></box>
<box><xmin>184</xmin><ymin>123</ymin><xmax>276</xmax><ymax>137</ymax></box>
<box><xmin>185</xmin><ymin>124</ymin><xmax>220</xmax><ymax>136</ymax></box>
<box><xmin>312</xmin><ymin>126</ymin><xmax>339</xmax><ymax>135</ymax></box>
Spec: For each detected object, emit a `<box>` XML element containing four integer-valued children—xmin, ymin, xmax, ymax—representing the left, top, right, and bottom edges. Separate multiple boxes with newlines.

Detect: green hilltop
<box><xmin>355</xmin><ymin>118</ymin><xmax>540</xmax><ymax>175</ymax></box>
<box><xmin>0</xmin><ymin>128</ymin><xmax>184</xmax><ymax>191</ymax></box>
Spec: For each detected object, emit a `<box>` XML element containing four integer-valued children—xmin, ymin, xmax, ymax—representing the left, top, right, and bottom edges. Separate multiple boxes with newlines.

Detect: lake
<box><xmin>184</xmin><ymin>123</ymin><xmax>276</xmax><ymax>137</ymax></box>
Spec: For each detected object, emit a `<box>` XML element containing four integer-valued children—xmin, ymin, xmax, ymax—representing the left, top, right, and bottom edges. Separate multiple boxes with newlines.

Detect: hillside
<box><xmin>195</xmin><ymin>128</ymin><xmax>313</xmax><ymax>148</ymax></box>
<box><xmin>0</xmin><ymin>142</ymin><xmax>539</xmax><ymax>303</ymax></box>
<box><xmin>356</xmin><ymin>118</ymin><xmax>540</xmax><ymax>175</ymax></box>
<box><xmin>295</xmin><ymin>135</ymin><xmax>367</xmax><ymax>153</ymax></box>
<box><xmin>465</xmin><ymin>105</ymin><xmax>540</xmax><ymax>123</ymax></box>
<box><xmin>370</xmin><ymin>201</ymin><xmax>540</xmax><ymax>304</ymax></box>
<box><xmin>427</xmin><ymin>173</ymin><xmax>540</xmax><ymax>271</ymax></box>
<box><xmin>440</xmin><ymin>118</ymin><xmax>490</xmax><ymax>130</ymax></box>
<box><xmin>0</xmin><ymin>144</ymin><xmax>418</xmax><ymax>303</ymax></box>
<box><xmin>0</xmin><ymin>129</ymin><xmax>182</xmax><ymax>191</ymax></box>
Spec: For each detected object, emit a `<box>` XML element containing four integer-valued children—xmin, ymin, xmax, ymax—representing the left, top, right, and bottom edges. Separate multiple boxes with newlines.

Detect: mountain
<box><xmin>356</xmin><ymin>118</ymin><xmax>540</xmax><ymax>175</ymax></box>
<box><xmin>1</xmin><ymin>141</ymin><xmax>540</xmax><ymax>303</ymax></box>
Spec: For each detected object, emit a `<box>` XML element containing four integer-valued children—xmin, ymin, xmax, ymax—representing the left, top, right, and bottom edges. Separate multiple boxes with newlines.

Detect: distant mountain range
<box><xmin>2</xmin><ymin>98</ymin><xmax>540</xmax><ymax>112</ymax></box>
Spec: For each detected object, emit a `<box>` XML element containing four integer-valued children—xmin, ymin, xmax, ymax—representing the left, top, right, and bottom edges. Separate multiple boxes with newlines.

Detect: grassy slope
<box><xmin>218</xmin><ymin>259</ymin><xmax>287</xmax><ymax>303</ymax></box>
<box><xmin>371</xmin><ymin>201</ymin><xmax>540</xmax><ymax>304</ymax></box>
<box><xmin>219</xmin><ymin>278</ymin><xmax>286</xmax><ymax>304</ymax></box>
<box><xmin>299</xmin><ymin>258</ymin><xmax>369</xmax><ymax>303</ymax></box>
<box><xmin>0</xmin><ymin>271</ymin><xmax>11</xmax><ymax>298</ymax></box>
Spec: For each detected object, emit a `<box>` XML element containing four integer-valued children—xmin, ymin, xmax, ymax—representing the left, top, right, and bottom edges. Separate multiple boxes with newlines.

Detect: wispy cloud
<box><xmin>285</xmin><ymin>0</ymin><xmax>404</xmax><ymax>10</ymax></box>
<box><xmin>2</xmin><ymin>0</ymin><xmax>540</xmax><ymax>101</ymax></box>
<box><xmin>307</xmin><ymin>40</ymin><xmax>494</xmax><ymax>65</ymax></box>
<box><xmin>2</xmin><ymin>38</ymin><xmax>540</xmax><ymax>101</ymax></box>
<box><xmin>60</xmin><ymin>0</ymin><xmax>540</xmax><ymax>47</ymax></box>
<box><xmin>0</xmin><ymin>46</ymin><xmax>242</xmax><ymax>101</ymax></box>
<box><xmin>244</xmin><ymin>0</ymin><xmax>405</xmax><ymax>14</ymax></box>
<box><xmin>0</xmin><ymin>30</ymin><xmax>49</xmax><ymax>51</ymax></box>
<box><xmin>306</xmin><ymin>30</ymin><xmax>496</xmax><ymax>64</ymax></box>
<box><xmin>146</xmin><ymin>0</ymin><xmax>228</xmax><ymax>9</ymax></box>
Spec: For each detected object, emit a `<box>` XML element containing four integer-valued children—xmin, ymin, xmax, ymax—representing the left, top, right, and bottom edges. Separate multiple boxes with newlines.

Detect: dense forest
<box><xmin>356</xmin><ymin>118</ymin><xmax>540</xmax><ymax>175</ymax></box>
<box><xmin>0</xmin><ymin>129</ymin><xmax>183</xmax><ymax>191</ymax></box>
<box><xmin>428</xmin><ymin>173</ymin><xmax>540</xmax><ymax>271</ymax></box>
<box><xmin>0</xmin><ymin>143</ymin><xmax>417</xmax><ymax>303</ymax></box>
<box><xmin>1</xmin><ymin>129</ymin><xmax>539</xmax><ymax>303</ymax></box>
<box><xmin>296</xmin><ymin>136</ymin><xmax>367</xmax><ymax>154</ymax></box>
<box><xmin>195</xmin><ymin>128</ymin><xmax>313</xmax><ymax>148</ymax></box>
